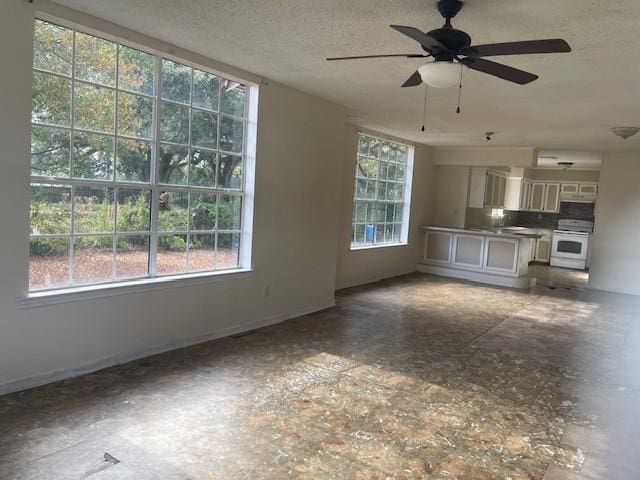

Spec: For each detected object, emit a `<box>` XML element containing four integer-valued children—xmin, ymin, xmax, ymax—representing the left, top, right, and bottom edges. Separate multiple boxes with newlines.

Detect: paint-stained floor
<box><xmin>1</xmin><ymin>267</ymin><xmax>639</xmax><ymax>479</ymax></box>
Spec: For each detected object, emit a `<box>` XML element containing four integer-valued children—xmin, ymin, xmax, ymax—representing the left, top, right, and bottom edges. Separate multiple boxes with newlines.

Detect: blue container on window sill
<box><xmin>365</xmin><ymin>224</ymin><xmax>375</xmax><ymax>242</ymax></box>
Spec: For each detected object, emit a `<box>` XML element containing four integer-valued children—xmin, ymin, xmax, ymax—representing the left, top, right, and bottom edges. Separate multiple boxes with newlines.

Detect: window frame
<box><xmin>350</xmin><ymin>132</ymin><xmax>414</xmax><ymax>250</ymax></box>
<box><xmin>27</xmin><ymin>15</ymin><xmax>257</xmax><ymax>295</ymax></box>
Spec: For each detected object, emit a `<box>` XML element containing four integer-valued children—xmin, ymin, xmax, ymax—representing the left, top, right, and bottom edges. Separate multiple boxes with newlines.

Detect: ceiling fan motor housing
<box><xmin>427</xmin><ymin>28</ymin><xmax>472</xmax><ymax>59</ymax></box>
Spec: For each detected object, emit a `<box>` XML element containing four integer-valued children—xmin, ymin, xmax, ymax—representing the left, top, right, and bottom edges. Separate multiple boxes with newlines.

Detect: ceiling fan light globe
<box><xmin>418</xmin><ymin>61</ymin><xmax>466</xmax><ymax>88</ymax></box>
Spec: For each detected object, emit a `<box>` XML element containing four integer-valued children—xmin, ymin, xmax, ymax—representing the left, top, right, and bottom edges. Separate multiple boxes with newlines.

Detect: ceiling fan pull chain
<box><xmin>421</xmin><ymin>84</ymin><xmax>428</xmax><ymax>132</ymax></box>
<box><xmin>456</xmin><ymin>64</ymin><xmax>464</xmax><ymax>114</ymax></box>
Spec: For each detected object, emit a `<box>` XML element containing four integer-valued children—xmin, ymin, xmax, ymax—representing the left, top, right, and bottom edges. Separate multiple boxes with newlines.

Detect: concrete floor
<box><xmin>1</xmin><ymin>266</ymin><xmax>639</xmax><ymax>479</ymax></box>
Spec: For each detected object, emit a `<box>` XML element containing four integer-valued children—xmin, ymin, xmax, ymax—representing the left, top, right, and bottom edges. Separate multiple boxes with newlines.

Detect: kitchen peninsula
<box><xmin>418</xmin><ymin>226</ymin><xmax>542</xmax><ymax>288</ymax></box>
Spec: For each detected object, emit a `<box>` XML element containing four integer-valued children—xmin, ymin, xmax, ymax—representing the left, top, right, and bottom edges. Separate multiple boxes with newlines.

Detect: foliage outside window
<box><xmin>351</xmin><ymin>133</ymin><xmax>413</xmax><ymax>248</ymax></box>
<box><xmin>30</xmin><ymin>19</ymin><xmax>249</xmax><ymax>291</ymax></box>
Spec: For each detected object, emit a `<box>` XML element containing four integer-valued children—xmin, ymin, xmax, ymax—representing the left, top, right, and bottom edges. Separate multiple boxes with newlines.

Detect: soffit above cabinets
<box><xmin>536</xmin><ymin>151</ymin><xmax>602</xmax><ymax>170</ymax></box>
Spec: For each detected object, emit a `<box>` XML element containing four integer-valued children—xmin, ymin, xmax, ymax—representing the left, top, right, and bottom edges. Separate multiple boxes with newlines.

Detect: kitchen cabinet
<box><xmin>496</xmin><ymin>176</ymin><xmax>506</xmax><ymax>207</ymax></box>
<box><xmin>535</xmin><ymin>236</ymin><xmax>552</xmax><ymax>262</ymax></box>
<box><xmin>505</xmin><ymin>177</ymin><xmax>524</xmax><ymax>210</ymax></box>
<box><xmin>468</xmin><ymin>168</ymin><xmax>507</xmax><ymax>208</ymax></box>
<box><xmin>560</xmin><ymin>182</ymin><xmax>598</xmax><ymax>202</ymax></box>
<box><xmin>530</xmin><ymin>183</ymin><xmax>545</xmax><ymax>211</ymax></box>
<box><xmin>520</xmin><ymin>180</ymin><xmax>531</xmax><ymax>210</ymax></box>
<box><xmin>561</xmin><ymin>183</ymin><xmax>579</xmax><ymax>195</ymax></box>
<box><xmin>508</xmin><ymin>178</ymin><xmax>597</xmax><ymax>212</ymax></box>
<box><xmin>579</xmin><ymin>183</ymin><xmax>598</xmax><ymax>195</ymax></box>
<box><xmin>529</xmin><ymin>183</ymin><xmax>560</xmax><ymax>213</ymax></box>
<box><xmin>483</xmin><ymin>172</ymin><xmax>494</xmax><ymax>206</ymax></box>
<box><xmin>527</xmin><ymin>229</ymin><xmax>552</xmax><ymax>263</ymax></box>
<box><xmin>544</xmin><ymin>183</ymin><xmax>560</xmax><ymax>212</ymax></box>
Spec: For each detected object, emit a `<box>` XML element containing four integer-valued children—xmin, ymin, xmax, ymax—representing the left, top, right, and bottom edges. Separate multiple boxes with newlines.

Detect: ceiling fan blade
<box><xmin>327</xmin><ymin>53</ymin><xmax>429</xmax><ymax>61</ymax></box>
<box><xmin>390</xmin><ymin>25</ymin><xmax>446</xmax><ymax>52</ymax></box>
<box><xmin>462</xmin><ymin>39</ymin><xmax>571</xmax><ymax>57</ymax></box>
<box><xmin>401</xmin><ymin>71</ymin><xmax>423</xmax><ymax>88</ymax></box>
<box><xmin>460</xmin><ymin>57</ymin><xmax>538</xmax><ymax>85</ymax></box>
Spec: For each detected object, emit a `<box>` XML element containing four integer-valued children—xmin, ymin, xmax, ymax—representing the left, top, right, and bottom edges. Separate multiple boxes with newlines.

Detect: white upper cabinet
<box><xmin>468</xmin><ymin>168</ymin><xmax>507</xmax><ymax>208</ymax></box>
<box><xmin>561</xmin><ymin>183</ymin><xmax>579</xmax><ymax>194</ymax></box>
<box><xmin>560</xmin><ymin>182</ymin><xmax>598</xmax><ymax>202</ymax></box>
<box><xmin>528</xmin><ymin>183</ymin><xmax>559</xmax><ymax>213</ymax></box>
<box><xmin>579</xmin><ymin>183</ymin><xmax>598</xmax><ymax>195</ymax></box>
<box><xmin>530</xmin><ymin>183</ymin><xmax>545</xmax><ymax>211</ymax></box>
<box><xmin>470</xmin><ymin>169</ymin><xmax>597</xmax><ymax>211</ymax></box>
<box><xmin>520</xmin><ymin>180</ymin><xmax>531</xmax><ymax>210</ymax></box>
<box><xmin>544</xmin><ymin>183</ymin><xmax>560</xmax><ymax>212</ymax></box>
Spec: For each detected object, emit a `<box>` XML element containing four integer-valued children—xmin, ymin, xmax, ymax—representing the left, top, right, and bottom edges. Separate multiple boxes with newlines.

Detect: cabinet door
<box><xmin>530</xmin><ymin>183</ymin><xmax>545</xmax><ymax>211</ymax></box>
<box><xmin>468</xmin><ymin>168</ymin><xmax>488</xmax><ymax>208</ymax></box>
<box><xmin>561</xmin><ymin>183</ymin><xmax>579</xmax><ymax>194</ymax></box>
<box><xmin>535</xmin><ymin>239</ymin><xmax>551</xmax><ymax>262</ymax></box>
<box><xmin>544</xmin><ymin>183</ymin><xmax>560</xmax><ymax>212</ymax></box>
<box><xmin>505</xmin><ymin>177</ymin><xmax>522</xmax><ymax>210</ymax></box>
<box><xmin>520</xmin><ymin>181</ymin><xmax>530</xmax><ymax>210</ymax></box>
<box><xmin>484</xmin><ymin>173</ymin><xmax>494</xmax><ymax>207</ymax></box>
<box><xmin>499</xmin><ymin>176</ymin><xmax>507</xmax><ymax>207</ymax></box>
<box><xmin>579</xmin><ymin>183</ymin><xmax>598</xmax><ymax>195</ymax></box>
<box><xmin>491</xmin><ymin>174</ymin><xmax>499</xmax><ymax>207</ymax></box>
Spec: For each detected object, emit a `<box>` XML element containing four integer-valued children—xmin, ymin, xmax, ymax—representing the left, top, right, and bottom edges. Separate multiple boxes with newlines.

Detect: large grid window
<box><xmin>29</xmin><ymin>19</ymin><xmax>250</xmax><ymax>291</ymax></box>
<box><xmin>352</xmin><ymin>133</ymin><xmax>413</xmax><ymax>248</ymax></box>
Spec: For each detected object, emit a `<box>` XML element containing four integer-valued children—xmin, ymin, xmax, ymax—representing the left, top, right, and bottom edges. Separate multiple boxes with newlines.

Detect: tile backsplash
<box><xmin>465</xmin><ymin>208</ymin><xmax>518</xmax><ymax>228</ymax></box>
<box><xmin>514</xmin><ymin>210</ymin><xmax>559</xmax><ymax>228</ymax></box>
<box><xmin>466</xmin><ymin>202</ymin><xmax>595</xmax><ymax>230</ymax></box>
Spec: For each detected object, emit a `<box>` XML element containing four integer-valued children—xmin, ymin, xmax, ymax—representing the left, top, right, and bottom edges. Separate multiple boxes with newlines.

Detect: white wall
<box><xmin>589</xmin><ymin>153</ymin><xmax>640</xmax><ymax>295</ymax></box>
<box><xmin>433</xmin><ymin>147</ymin><xmax>536</xmax><ymax>167</ymax></box>
<box><xmin>433</xmin><ymin>166</ymin><xmax>470</xmax><ymax>228</ymax></box>
<box><xmin>335</xmin><ymin>126</ymin><xmax>436</xmax><ymax>289</ymax></box>
<box><xmin>0</xmin><ymin>0</ymin><xmax>348</xmax><ymax>392</ymax></box>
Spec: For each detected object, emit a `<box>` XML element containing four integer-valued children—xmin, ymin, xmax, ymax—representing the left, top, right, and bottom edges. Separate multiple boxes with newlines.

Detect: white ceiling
<box><xmin>53</xmin><ymin>0</ymin><xmax>640</xmax><ymax>152</ymax></box>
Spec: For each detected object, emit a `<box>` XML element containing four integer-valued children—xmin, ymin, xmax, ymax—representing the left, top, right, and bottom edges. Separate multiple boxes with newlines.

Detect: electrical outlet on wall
<box><xmin>263</xmin><ymin>285</ymin><xmax>271</xmax><ymax>298</ymax></box>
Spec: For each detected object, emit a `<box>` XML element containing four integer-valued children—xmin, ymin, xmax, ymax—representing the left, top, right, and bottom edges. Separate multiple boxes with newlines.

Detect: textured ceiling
<box><xmin>53</xmin><ymin>0</ymin><xmax>640</xmax><ymax>152</ymax></box>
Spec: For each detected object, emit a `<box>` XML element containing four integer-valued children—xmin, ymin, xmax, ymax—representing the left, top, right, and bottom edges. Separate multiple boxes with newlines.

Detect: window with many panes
<box><xmin>29</xmin><ymin>19</ymin><xmax>252</xmax><ymax>291</ymax></box>
<box><xmin>352</xmin><ymin>133</ymin><xmax>414</xmax><ymax>248</ymax></box>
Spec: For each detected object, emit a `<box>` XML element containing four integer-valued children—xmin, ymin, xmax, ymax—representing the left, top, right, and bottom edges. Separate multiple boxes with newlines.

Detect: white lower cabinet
<box><xmin>420</xmin><ymin>227</ymin><xmax>536</xmax><ymax>289</ymax></box>
<box><xmin>529</xmin><ymin>229</ymin><xmax>552</xmax><ymax>263</ymax></box>
<box><xmin>535</xmin><ymin>237</ymin><xmax>551</xmax><ymax>262</ymax></box>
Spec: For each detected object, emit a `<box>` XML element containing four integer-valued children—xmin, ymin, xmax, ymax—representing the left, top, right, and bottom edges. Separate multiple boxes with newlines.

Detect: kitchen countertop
<box><xmin>422</xmin><ymin>225</ymin><xmax>544</xmax><ymax>240</ymax></box>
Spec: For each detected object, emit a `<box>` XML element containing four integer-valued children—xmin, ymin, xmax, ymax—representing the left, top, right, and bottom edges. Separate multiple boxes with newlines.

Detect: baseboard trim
<box><xmin>417</xmin><ymin>264</ymin><xmax>536</xmax><ymax>289</ymax></box>
<box><xmin>335</xmin><ymin>268</ymin><xmax>417</xmax><ymax>291</ymax></box>
<box><xmin>0</xmin><ymin>299</ymin><xmax>335</xmax><ymax>397</ymax></box>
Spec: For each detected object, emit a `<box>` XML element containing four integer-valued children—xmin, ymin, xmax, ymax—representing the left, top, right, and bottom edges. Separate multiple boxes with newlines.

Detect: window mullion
<box><xmin>149</xmin><ymin>55</ymin><xmax>162</xmax><ymax>277</ymax></box>
<box><xmin>112</xmin><ymin>45</ymin><xmax>120</xmax><ymax>281</ymax></box>
<box><xmin>68</xmin><ymin>30</ymin><xmax>77</xmax><ymax>285</ymax></box>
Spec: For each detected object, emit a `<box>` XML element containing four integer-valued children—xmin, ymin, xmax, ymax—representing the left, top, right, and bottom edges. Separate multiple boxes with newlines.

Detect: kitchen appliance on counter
<box><xmin>550</xmin><ymin>219</ymin><xmax>593</xmax><ymax>270</ymax></box>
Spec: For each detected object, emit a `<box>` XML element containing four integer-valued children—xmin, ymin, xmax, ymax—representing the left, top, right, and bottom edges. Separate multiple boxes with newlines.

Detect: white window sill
<box><xmin>350</xmin><ymin>242</ymin><xmax>409</xmax><ymax>252</ymax></box>
<box><xmin>18</xmin><ymin>268</ymin><xmax>254</xmax><ymax>309</ymax></box>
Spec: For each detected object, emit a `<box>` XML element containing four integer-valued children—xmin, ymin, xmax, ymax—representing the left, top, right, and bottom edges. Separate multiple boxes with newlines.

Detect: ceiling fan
<box><xmin>327</xmin><ymin>0</ymin><xmax>571</xmax><ymax>88</ymax></box>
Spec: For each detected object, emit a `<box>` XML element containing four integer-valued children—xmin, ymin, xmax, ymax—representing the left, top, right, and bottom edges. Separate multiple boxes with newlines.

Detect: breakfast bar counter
<box><xmin>417</xmin><ymin>226</ymin><xmax>542</xmax><ymax>289</ymax></box>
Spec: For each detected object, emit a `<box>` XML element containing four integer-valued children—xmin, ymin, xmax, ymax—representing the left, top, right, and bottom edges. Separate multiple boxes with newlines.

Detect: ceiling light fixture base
<box><xmin>611</xmin><ymin>126</ymin><xmax>639</xmax><ymax>140</ymax></box>
<box><xmin>437</xmin><ymin>0</ymin><xmax>464</xmax><ymax>22</ymax></box>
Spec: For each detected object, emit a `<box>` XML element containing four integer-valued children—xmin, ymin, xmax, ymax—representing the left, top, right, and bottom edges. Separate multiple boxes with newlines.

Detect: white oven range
<box><xmin>550</xmin><ymin>219</ymin><xmax>593</xmax><ymax>270</ymax></box>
